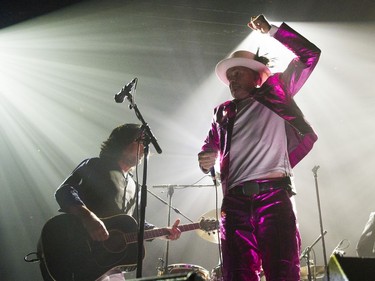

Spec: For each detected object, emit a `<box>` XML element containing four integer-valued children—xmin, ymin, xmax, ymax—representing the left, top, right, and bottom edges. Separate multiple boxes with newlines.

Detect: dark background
<box><xmin>1</xmin><ymin>0</ymin><xmax>374</xmax><ymax>29</ymax></box>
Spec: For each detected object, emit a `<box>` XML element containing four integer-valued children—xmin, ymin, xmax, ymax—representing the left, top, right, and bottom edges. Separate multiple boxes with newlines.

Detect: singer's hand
<box><xmin>247</xmin><ymin>14</ymin><xmax>271</xmax><ymax>34</ymax></box>
<box><xmin>198</xmin><ymin>151</ymin><xmax>218</xmax><ymax>172</ymax></box>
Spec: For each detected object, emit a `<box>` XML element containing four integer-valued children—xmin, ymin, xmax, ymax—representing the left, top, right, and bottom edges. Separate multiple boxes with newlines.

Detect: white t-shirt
<box><xmin>228</xmin><ymin>97</ymin><xmax>292</xmax><ymax>189</ymax></box>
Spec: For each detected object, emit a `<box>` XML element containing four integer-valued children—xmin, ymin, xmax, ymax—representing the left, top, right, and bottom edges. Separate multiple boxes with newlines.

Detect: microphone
<box><xmin>114</xmin><ymin>78</ymin><xmax>137</xmax><ymax>103</ymax></box>
<box><xmin>210</xmin><ymin>167</ymin><xmax>217</xmax><ymax>186</ymax></box>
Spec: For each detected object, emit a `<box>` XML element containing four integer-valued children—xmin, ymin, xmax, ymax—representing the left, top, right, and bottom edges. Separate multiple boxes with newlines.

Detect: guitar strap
<box><xmin>121</xmin><ymin>172</ymin><xmax>137</xmax><ymax>214</ymax></box>
<box><xmin>121</xmin><ymin>173</ymin><xmax>129</xmax><ymax>213</ymax></box>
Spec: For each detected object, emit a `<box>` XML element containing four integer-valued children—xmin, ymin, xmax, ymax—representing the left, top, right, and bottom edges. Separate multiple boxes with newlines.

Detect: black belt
<box><xmin>228</xmin><ymin>177</ymin><xmax>293</xmax><ymax>196</ymax></box>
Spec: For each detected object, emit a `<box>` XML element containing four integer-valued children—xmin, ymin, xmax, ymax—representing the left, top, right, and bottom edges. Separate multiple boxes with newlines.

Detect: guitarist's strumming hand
<box><xmin>82</xmin><ymin>213</ymin><xmax>110</xmax><ymax>241</ymax></box>
<box><xmin>68</xmin><ymin>205</ymin><xmax>110</xmax><ymax>241</ymax></box>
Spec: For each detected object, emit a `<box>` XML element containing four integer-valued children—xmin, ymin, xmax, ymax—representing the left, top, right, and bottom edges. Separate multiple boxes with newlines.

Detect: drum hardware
<box><xmin>210</xmin><ymin>264</ymin><xmax>265</xmax><ymax>281</ymax></box>
<box><xmin>300</xmin><ymin>265</ymin><xmax>325</xmax><ymax>280</ymax></box>
<box><xmin>156</xmin><ymin>258</ymin><xmax>165</xmax><ymax>276</ymax></box>
<box><xmin>210</xmin><ymin>264</ymin><xmax>223</xmax><ymax>281</ymax></box>
<box><xmin>157</xmin><ymin>263</ymin><xmax>210</xmax><ymax>281</ymax></box>
<box><xmin>150</xmin><ymin>184</ymin><xmax>220</xmax><ymax>280</ymax></box>
<box><xmin>311</xmin><ymin>165</ymin><xmax>330</xmax><ymax>281</ymax></box>
<box><xmin>300</xmin><ymin>230</ymin><xmax>327</xmax><ymax>281</ymax></box>
<box><xmin>152</xmin><ymin>183</ymin><xmax>215</xmax><ymax>273</ymax></box>
<box><xmin>150</xmin><ymin>185</ymin><xmax>195</xmax><ymax>273</ymax></box>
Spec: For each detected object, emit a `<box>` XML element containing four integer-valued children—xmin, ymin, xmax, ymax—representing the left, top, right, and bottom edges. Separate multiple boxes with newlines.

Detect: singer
<box><xmin>198</xmin><ymin>14</ymin><xmax>320</xmax><ymax>281</ymax></box>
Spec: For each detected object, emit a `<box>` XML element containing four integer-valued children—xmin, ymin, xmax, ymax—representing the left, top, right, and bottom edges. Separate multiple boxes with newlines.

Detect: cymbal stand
<box><xmin>312</xmin><ymin>165</ymin><xmax>330</xmax><ymax>281</ymax></box>
<box><xmin>147</xmin><ymin>187</ymin><xmax>194</xmax><ymax>223</ymax></box>
<box><xmin>165</xmin><ymin>186</ymin><xmax>174</xmax><ymax>274</ymax></box>
<box><xmin>300</xmin><ymin>230</ymin><xmax>327</xmax><ymax>281</ymax></box>
<box><xmin>152</xmin><ymin>181</ymin><xmax>216</xmax><ymax>274</ymax></box>
<box><xmin>150</xmin><ymin>185</ymin><xmax>195</xmax><ymax>275</ymax></box>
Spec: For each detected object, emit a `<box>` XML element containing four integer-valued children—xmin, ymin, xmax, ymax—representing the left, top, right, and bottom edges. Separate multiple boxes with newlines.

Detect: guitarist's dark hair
<box><xmin>99</xmin><ymin>123</ymin><xmax>143</xmax><ymax>161</ymax></box>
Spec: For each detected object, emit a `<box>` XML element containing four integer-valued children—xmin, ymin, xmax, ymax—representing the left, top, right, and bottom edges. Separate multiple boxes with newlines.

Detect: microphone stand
<box><xmin>136</xmin><ymin>136</ymin><xmax>150</xmax><ymax>278</ymax></box>
<box><xmin>312</xmin><ymin>165</ymin><xmax>330</xmax><ymax>281</ymax></box>
<box><xmin>119</xmin><ymin>81</ymin><xmax>162</xmax><ymax>278</ymax></box>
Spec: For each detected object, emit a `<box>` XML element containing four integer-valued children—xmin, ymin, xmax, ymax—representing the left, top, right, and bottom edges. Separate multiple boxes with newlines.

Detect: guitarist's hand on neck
<box><xmin>68</xmin><ymin>205</ymin><xmax>110</xmax><ymax>241</ymax></box>
<box><xmin>162</xmin><ymin>219</ymin><xmax>181</xmax><ymax>241</ymax></box>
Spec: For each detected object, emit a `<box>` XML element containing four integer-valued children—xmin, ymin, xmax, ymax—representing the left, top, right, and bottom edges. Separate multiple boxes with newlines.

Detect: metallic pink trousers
<box><xmin>220</xmin><ymin>188</ymin><xmax>301</xmax><ymax>281</ymax></box>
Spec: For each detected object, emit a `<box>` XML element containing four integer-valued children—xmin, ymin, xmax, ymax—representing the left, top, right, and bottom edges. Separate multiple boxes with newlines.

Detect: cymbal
<box><xmin>195</xmin><ymin>209</ymin><xmax>220</xmax><ymax>244</ymax></box>
<box><xmin>300</xmin><ymin>265</ymin><xmax>325</xmax><ymax>280</ymax></box>
<box><xmin>200</xmin><ymin>209</ymin><xmax>220</xmax><ymax>219</ymax></box>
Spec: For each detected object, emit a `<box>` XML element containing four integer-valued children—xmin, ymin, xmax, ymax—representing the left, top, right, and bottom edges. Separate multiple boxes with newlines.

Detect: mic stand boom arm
<box><xmin>126</xmin><ymin>90</ymin><xmax>162</xmax><ymax>154</ymax></box>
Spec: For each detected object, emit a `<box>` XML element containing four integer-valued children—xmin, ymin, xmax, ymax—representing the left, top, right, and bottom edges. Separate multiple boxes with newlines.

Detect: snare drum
<box><xmin>167</xmin><ymin>263</ymin><xmax>210</xmax><ymax>280</ymax></box>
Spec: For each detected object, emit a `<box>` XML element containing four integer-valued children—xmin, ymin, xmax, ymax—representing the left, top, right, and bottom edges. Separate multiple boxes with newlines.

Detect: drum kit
<box><xmin>161</xmin><ymin>263</ymin><xmax>325</xmax><ymax>281</ymax></box>
<box><xmin>165</xmin><ymin>263</ymin><xmax>211</xmax><ymax>280</ymax></box>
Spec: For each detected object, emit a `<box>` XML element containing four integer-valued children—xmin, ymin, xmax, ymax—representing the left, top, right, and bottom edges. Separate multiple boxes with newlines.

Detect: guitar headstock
<box><xmin>198</xmin><ymin>218</ymin><xmax>219</xmax><ymax>232</ymax></box>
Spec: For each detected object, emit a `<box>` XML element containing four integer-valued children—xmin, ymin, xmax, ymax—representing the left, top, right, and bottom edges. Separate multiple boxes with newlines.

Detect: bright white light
<box><xmin>0</xmin><ymin>3</ymin><xmax>374</xmax><ymax>279</ymax></box>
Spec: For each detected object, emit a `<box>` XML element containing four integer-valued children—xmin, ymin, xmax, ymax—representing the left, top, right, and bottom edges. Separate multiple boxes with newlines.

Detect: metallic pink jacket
<box><xmin>201</xmin><ymin>23</ymin><xmax>321</xmax><ymax>194</ymax></box>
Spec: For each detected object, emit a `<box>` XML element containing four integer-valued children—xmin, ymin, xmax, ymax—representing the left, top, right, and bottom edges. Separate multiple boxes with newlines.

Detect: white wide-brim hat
<box><xmin>215</xmin><ymin>50</ymin><xmax>271</xmax><ymax>86</ymax></box>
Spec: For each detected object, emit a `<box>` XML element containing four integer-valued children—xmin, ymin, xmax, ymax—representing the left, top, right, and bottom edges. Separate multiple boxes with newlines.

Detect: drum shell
<box><xmin>210</xmin><ymin>264</ymin><xmax>265</xmax><ymax>281</ymax></box>
<box><xmin>167</xmin><ymin>263</ymin><xmax>210</xmax><ymax>280</ymax></box>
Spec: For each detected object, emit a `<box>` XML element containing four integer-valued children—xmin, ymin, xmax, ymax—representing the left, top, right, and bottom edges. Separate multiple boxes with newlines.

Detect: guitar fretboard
<box><xmin>125</xmin><ymin>222</ymin><xmax>201</xmax><ymax>243</ymax></box>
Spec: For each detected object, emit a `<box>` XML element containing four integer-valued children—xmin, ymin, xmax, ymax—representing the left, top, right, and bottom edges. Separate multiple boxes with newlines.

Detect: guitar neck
<box><xmin>126</xmin><ymin>222</ymin><xmax>200</xmax><ymax>243</ymax></box>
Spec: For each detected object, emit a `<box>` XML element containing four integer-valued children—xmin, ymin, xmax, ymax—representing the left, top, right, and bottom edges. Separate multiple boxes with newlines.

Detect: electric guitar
<box><xmin>39</xmin><ymin>214</ymin><xmax>218</xmax><ymax>281</ymax></box>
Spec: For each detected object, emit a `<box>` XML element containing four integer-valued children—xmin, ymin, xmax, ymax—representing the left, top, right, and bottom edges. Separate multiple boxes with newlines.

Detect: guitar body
<box><xmin>39</xmin><ymin>214</ymin><xmax>143</xmax><ymax>281</ymax></box>
<box><xmin>38</xmin><ymin>213</ymin><xmax>218</xmax><ymax>281</ymax></box>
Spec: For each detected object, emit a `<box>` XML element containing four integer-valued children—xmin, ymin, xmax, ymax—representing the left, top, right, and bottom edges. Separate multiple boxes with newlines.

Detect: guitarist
<box><xmin>45</xmin><ymin>123</ymin><xmax>181</xmax><ymax>281</ymax></box>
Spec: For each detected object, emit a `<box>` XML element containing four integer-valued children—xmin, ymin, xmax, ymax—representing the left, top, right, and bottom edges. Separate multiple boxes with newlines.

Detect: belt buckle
<box><xmin>242</xmin><ymin>181</ymin><xmax>260</xmax><ymax>196</ymax></box>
